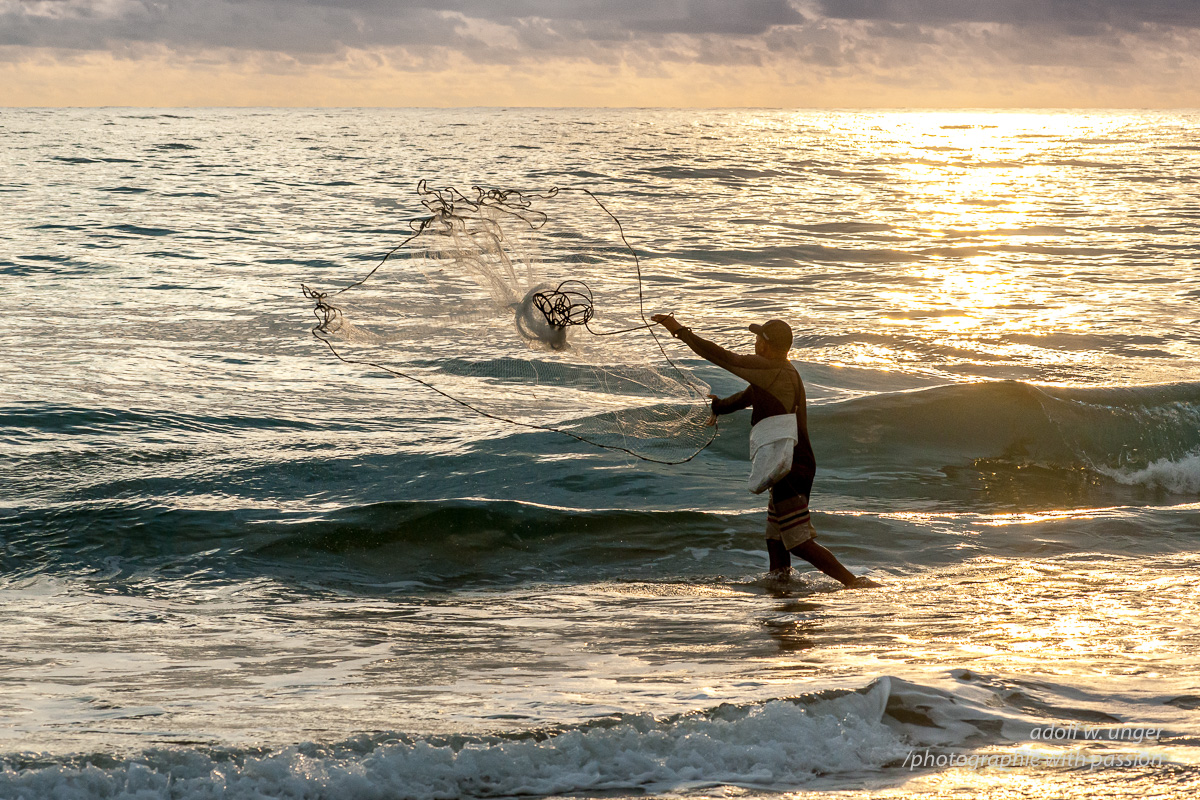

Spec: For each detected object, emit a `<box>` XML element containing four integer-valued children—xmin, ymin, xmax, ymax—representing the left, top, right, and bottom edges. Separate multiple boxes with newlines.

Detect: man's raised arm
<box><xmin>651</xmin><ymin>313</ymin><xmax>782</xmax><ymax>390</ymax></box>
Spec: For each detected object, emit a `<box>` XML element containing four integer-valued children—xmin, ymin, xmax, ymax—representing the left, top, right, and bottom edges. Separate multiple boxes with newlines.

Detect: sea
<box><xmin>1</xmin><ymin>107</ymin><xmax>1199</xmax><ymax>799</ymax></box>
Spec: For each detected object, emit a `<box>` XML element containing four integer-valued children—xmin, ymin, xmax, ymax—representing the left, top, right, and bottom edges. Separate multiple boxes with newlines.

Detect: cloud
<box><xmin>0</xmin><ymin>0</ymin><xmax>810</xmax><ymax>53</ymax></box>
<box><xmin>0</xmin><ymin>1</ymin><xmax>473</xmax><ymax>52</ymax></box>
<box><xmin>816</xmin><ymin>0</ymin><xmax>1200</xmax><ymax>31</ymax></box>
<box><xmin>2</xmin><ymin>0</ymin><xmax>1197</xmax><ymax>61</ymax></box>
<box><xmin>2</xmin><ymin>0</ymin><xmax>1199</xmax><ymax>105</ymax></box>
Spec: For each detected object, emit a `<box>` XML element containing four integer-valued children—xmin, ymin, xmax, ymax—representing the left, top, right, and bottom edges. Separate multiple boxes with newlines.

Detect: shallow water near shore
<box><xmin>2</xmin><ymin>107</ymin><xmax>1199</xmax><ymax>797</ymax></box>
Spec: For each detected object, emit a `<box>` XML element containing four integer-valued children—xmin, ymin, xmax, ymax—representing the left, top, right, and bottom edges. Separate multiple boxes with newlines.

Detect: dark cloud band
<box><xmin>1</xmin><ymin>0</ymin><xmax>808</xmax><ymax>53</ymax></box>
<box><xmin>2</xmin><ymin>0</ymin><xmax>1198</xmax><ymax>73</ymax></box>
<box><xmin>817</xmin><ymin>0</ymin><xmax>1200</xmax><ymax>30</ymax></box>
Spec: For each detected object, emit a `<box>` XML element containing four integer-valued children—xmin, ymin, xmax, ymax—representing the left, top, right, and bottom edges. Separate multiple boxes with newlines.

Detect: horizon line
<box><xmin>5</xmin><ymin>105</ymin><xmax>1200</xmax><ymax>111</ymax></box>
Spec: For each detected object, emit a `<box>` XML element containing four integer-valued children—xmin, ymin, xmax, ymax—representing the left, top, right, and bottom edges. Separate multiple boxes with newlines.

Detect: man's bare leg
<box><xmin>790</xmin><ymin>539</ymin><xmax>880</xmax><ymax>588</ymax></box>
<box><xmin>767</xmin><ymin>538</ymin><xmax>792</xmax><ymax>576</ymax></box>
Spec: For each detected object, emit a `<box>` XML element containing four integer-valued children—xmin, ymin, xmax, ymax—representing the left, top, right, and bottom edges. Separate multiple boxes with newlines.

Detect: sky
<box><xmin>3</xmin><ymin>0</ymin><xmax>1200</xmax><ymax>107</ymax></box>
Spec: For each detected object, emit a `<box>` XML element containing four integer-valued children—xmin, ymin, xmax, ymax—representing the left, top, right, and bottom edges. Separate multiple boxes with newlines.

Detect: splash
<box><xmin>1101</xmin><ymin>451</ymin><xmax>1200</xmax><ymax>495</ymax></box>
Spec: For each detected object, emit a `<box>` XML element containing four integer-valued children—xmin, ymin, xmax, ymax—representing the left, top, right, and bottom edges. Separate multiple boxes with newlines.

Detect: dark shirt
<box><xmin>675</xmin><ymin>328</ymin><xmax>816</xmax><ymax>478</ymax></box>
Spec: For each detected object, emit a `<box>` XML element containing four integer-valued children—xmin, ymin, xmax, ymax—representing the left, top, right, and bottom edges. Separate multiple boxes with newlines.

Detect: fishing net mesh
<box><xmin>302</xmin><ymin>183</ymin><xmax>715</xmax><ymax>463</ymax></box>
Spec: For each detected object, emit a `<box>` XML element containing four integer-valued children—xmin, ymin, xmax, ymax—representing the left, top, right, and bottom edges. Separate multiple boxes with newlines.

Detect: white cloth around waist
<box><xmin>747</xmin><ymin>413</ymin><xmax>798</xmax><ymax>494</ymax></box>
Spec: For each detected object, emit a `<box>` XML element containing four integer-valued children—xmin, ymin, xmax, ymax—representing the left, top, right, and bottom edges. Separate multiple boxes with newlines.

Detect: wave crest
<box><xmin>0</xmin><ymin>681</ymin><xmax>899</xmax><ymax>799</ymax></box>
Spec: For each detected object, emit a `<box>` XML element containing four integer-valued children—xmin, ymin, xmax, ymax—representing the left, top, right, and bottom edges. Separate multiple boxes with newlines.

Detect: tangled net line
<box><xmin>533</xmin><ymin>280</ymin><xmax>594</xmax><ymax>329</ymax></box>
<box><xmin>301</xmin><ymin>181</ymin><xmax>716</xmax><ymax>465</ymax></box>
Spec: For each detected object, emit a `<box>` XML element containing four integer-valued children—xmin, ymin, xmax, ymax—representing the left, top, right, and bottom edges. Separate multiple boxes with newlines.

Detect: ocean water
<box><xmin>1</xmin><ymin>107</ymin><xmax>1199</xmax><ymax>798</ymax></box>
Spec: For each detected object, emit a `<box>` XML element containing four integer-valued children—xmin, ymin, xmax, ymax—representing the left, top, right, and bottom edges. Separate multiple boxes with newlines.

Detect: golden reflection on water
<box><xmin>887</xmin><ymin>118</ymin><xmax>1075</xmax><ymax>340</ymax></box>
<box><xmin>797</xmin><ymin>553</ymin><xmax>1200</xmax><ymax>679</ymax></box>
<box><xmin>758</xmin><ymin>110</ymin><xmax>1194</xmax><ymax>384</ymax></box>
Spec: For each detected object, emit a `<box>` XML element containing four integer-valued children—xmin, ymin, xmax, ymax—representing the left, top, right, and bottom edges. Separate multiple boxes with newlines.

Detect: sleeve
<box><xmin>712</xmin><ymin>387</ymin><xmax>752</xmax><ymax>416</ymax></box>
<box><xmin>675</xmin><ymin>328</ymin><xmax>785</xmax><ymax>391</ymax></box>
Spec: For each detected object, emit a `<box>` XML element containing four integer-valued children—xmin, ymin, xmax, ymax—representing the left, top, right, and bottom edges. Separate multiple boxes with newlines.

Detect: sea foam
<box><xmin>1102</xmin><ymin>452</ymin><xmax>1200</xmax><ymax>495</ymax></box>
<box><xmin>1</xmin><ymin>681</ymin><xmax>901</xmax><ymax>800</ymax></box>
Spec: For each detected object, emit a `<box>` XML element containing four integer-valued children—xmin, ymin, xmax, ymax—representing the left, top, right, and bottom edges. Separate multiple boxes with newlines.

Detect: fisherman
<box><xmin>651</xmin><ymin>314</ymin><xmax>880</xmax><ymax>589</ymax></box>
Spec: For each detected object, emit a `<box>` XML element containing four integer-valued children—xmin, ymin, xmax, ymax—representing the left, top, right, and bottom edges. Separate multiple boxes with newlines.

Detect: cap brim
<box><xmin>748</xmin><ymin>323</ymin><xmax>764</xmax><ymax>335</ymax></box>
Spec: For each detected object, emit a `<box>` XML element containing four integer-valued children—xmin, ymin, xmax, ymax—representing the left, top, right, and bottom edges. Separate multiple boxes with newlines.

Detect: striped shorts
<box><xmin>765</xmin><ymin>491</ymin><xmax>817</xmax><ymax>550</ymax></box>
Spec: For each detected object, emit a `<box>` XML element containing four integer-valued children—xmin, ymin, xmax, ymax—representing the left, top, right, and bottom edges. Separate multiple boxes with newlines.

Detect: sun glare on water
<box><xmin>739</xmin><ymin>110</ymin><xmax>1194</xmax><ymax>385</ymax></box>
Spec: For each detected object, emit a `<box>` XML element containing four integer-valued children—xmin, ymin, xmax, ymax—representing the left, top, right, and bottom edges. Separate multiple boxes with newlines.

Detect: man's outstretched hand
<box><xmin>651</xmin><ymin>313</ymin><xmax>683</xmax><ymax>335</ymax></box>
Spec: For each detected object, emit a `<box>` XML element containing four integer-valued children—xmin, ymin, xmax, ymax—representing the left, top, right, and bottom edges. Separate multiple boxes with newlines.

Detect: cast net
<box><xmin>301</xmin><ymin>182</ymin><xmax>715</xmax><ymax>464</ymax></box>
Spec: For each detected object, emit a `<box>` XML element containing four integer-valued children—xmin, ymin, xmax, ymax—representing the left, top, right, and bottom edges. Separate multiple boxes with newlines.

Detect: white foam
<box><xmin>1102</xmin><ymin>452</ymin><xmax>1200</xmax><ymax>495</ymax></box>
<box><xmin>0</xmin><ymin>682</ymin><xmax>902</xmax><ymax>799</ymax></box>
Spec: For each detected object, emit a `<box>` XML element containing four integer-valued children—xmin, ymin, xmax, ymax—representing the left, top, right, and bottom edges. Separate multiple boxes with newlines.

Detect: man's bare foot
<box><xmin>767</xmin><ymin>567</ymin><xmax>793</xmax><ymax>581</ymax></box>
<box><xmin>845</xmin><ymin>576</ymin><xmax>882</xmax><ymax>589</ymax></box>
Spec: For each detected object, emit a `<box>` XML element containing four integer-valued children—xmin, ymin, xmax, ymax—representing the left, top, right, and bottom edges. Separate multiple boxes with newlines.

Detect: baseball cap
<box><xmin>748</xmin><ymin>319</ymin><xmax>793</xmax><ymax>350</ymax></box>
